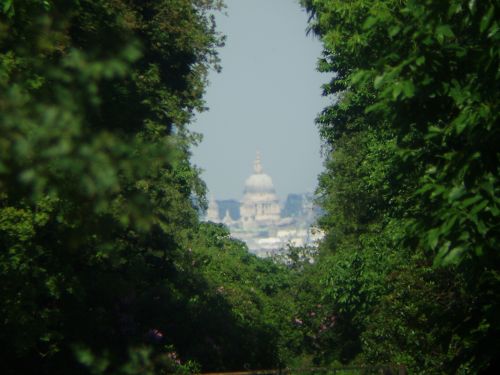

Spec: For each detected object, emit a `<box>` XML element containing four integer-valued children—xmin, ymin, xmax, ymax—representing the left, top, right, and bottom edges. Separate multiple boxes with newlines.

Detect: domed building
<box><xmin>204</xmin><ymin>151</ymin><xmax>324</xmax><ymax>257</ymax></box>
<box><xmin>240</xmin><ymin>151</ymin><xmax>281</xmax><ymax>229</ymax></box>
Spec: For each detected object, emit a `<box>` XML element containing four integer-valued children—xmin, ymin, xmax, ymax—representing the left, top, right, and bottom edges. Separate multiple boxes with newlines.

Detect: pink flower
<box><xmin>146</xmin><ymin>328</ymin><xmax>164</xmax><ymax>343</ymax></box>
<box><xmin>167</xmin><ymin>351</ymin><xmax>182</xmax><ymax>365</ymax></box>
<box><xmin>294</xmin><ymin>318</ymin><xmax>303</xmax><ymax>325</ymax></box>
<box><xmin>152</xmin><ymin>329</ymin><xmax>163</xmax><ymax>338</ymax></box>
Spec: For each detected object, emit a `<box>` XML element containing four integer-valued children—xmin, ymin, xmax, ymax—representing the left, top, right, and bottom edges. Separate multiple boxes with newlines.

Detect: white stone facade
<box><xmin>205</xmin><ymin>151</ymin><xmax>323</xmax><ymax>256</ymax></box>
<box><xmin>240</xmin><ymin>151</ymin><xmax>281</xmax><ymax>229</ymax></box>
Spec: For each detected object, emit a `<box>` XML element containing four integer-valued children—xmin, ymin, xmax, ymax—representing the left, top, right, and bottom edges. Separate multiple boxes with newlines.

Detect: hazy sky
<box><xmin>191</xmin><ymin>0</ymin><xmax>329</xmax><ymax>200</ymax></box>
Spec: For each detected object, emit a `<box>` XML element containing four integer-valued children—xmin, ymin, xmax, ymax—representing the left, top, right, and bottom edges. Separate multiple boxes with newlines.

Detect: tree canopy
<box><xmin>1</xmin><ymin>0</ymin><xmax>498</xmax><ymax>374</ymax></box>
<box><xmin>0</xmin><ymin>1</ymin><xmax>300</xmax><ymax>373</ymax></box>
<box><xmin>299</xmin><ymin>0</ymin><xmax>499</xmax><ymax>372</ymax></box>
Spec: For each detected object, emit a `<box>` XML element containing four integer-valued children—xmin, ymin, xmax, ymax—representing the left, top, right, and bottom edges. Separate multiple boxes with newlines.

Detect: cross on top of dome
<box><xmin>254</xmin><ymin>150</ymin><xmax>263</xmax><ymax>174</ymax></box>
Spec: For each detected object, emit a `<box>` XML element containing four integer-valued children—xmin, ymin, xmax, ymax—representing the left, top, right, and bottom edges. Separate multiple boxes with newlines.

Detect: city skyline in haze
<box><xmin>191</xmin><ymin>0</ymin><xmax>330</xmax><ymax>200</ymax></box>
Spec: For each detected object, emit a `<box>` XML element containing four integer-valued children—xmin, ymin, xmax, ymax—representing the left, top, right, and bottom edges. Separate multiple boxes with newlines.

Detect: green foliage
<box><xmin>74</xmin><ymin>344</ymin><xmax>201</xmax><ymax>375</ymax></box>
<box><xmin>189</xmin><ymin>223</ymin><xmax>294</xmax><ymax>369</ymax></box>
<box><xmin>3</xmin><ymin>0</ymin><xmax>498</xmax><ymax>372</ymax></box>
<box><xmin>0</xmin><ymin>1</ymin><xmax>316</xmax><ymax>373</ymax></box>
<box><xmin>0</xmin><ymin>1</ymin><xmax>280</xmax><ymax>373</ymax></box>
<box><xmin>302</xmin><ymin>0</ymin><xmax>499</xmax><ymax>372</ymax></box>
<box><xmin>360</xmin><ymin>255</ymin><xmax>473</xmax><ymax>373</ymax></box>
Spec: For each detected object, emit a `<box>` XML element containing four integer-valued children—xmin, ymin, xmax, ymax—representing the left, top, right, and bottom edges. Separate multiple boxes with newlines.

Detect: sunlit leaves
<box><xmin>302</xmin><ymin>0</ymin><xmax>499</xmax><ymax>371</ymax></box>
<box><xmin>0</xmin><ymin>0</ymin><xmax>227</xmax><ymax>373</ymax></box>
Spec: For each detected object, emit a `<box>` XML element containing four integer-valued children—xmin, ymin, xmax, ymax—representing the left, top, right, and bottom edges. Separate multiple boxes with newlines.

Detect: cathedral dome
<box><xmin>240</xmin><ymin>151</ymin><xmax>281</xmax><ymax>229</ymax></box>
<box><xmin>244</xmin><ymin>173</ymin><xmax>275</xmax><ymax>194</ymax></box>
<box><xmin>243</xmin><ymin>152</ymin><xmax>276</xmax><ymax>194</ymax></box>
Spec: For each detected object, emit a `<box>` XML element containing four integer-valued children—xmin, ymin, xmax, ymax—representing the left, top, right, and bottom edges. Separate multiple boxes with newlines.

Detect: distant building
<box><xmin>217</xmin><ymin>199</ymin><xmax>241</xmax><ymax>221</ymax></box>
<box><xmin>205</xmin><ymin>151</ymin><xmax>323</xmax><ymax>257</ymax></box>
<box><xmin>240</xmin><ymin>151</ymin><xmax>281</xmax><ymax>229</ymax></box>
<box><xmin>206</xmin><ymin>195</ymin><xmax>220</xmax><ymax>223</ymax></box>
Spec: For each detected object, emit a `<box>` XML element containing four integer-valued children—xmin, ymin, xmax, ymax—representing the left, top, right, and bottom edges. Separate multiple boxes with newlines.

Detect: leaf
<box><xmin>461</xmin><ymin>195</ymin><xmax>482</xmax><ymax>208</ymax></box>
<box><xmin>416</xmin><ymin>183</ymin><xmax>435</xmax><ymax>195</ymax></box>
<box><xmin>402</xmin><ymin>80</ymin><xmax>415</xmax><ymax>98</ymax></box>
<box><xmin>2</xmin><ymin>0</ymin><xmax>14</xmax><ymax>16</ymax></box>
<box><xmin>19</xmin><ymin>169</ymin><xmax>36</xmax><ymax>183</ymax></box>
<box><xmin>468</xmin><ymin>0</ymin><xmax>477</xmax><ymax>13</ymax></box>
<box><xmin>436</xmin><ymin>25</ymin><xmax>454</xmax><ymax>38</ymax></box>
<box><xmin>448</xmin><ymin>3</ymin><xmax>462</xmax><ymax>17</ymax></box>
<box><xmin>363</xmin><ymin>16</ymin><xmax>378</xmax><ymax>30</ymax></box>
<box><xmin>470</xmin><ymin>200</ymin><xmax>488</xmax><ymax>215</ymax></box>
<box><xmin>480</xmin><ymin>6</ymin><xmax>494</xmax><ymax>33</ymax></box>
<box><xmin>428</xmin><ymin>125</ymin><xmax>443</xmax><ymax>134</ymax></box>
<box><xmin>388</xmin><ymin>25</ymin><xmax>400</xmax><ymax>37</ymax></box>
<box><xmin>415</xmin><ymin>56</ymin><xmax>425</xmax><ymax>66</ymax></box>
<box><xmin>453</xmin><ymin>116</ymin><xmax>469</xmax><ymax>135</ymax></box>
<box><xmin>441</xmin><ymin>215</ymin><xmax>458</xmax><ymax>235</ymax></box>
<box><xmin>350</xmin><ymin>70</ymin><xmax>367</xmax><ymax>84</ymax></box>
<box><xmin>489</xmin><ymin>204</ymin><xmax>500</xmax><ymax>216</ymax></box>
<box><xmin>365</xmin><ymin>101</ymin><xmax>385</xmax><ymax>113</ymax></box>
<box><xmin>488</xmin><ymin>25</ymin><xmax>498</xmax><ymax>39</ymax></box>
<box><xmin>448</xmin><ymin>186</ymin><xmax>465</xmax><ymax>201</ymax></box>
<box><xmin>427</xmin><ymin>228</ymin><xmax>440</xmax><ymax>250</ymax></box>
<box><xmin>474</xmin><ymin>218</ymin><xmax>488</xmax><ymax>235</ymax></box>
<box><xmin>374</xmin><ymin>75</ymin><xmax>384</xmax><ymax>89</ymax></box>
<box><xmin>392</xmin><ymin>83</ymin><xmax>403</xmax><ymax>99</ymax></box>
<box><xmin>441</xmin><ymin>246</ymin><xmax>466</xmax><ymax>266</ymax></box>
<box><xmin>75</xmin><ymin>348</ymin><xmax>94</xmax><ymax>366</ymax></box>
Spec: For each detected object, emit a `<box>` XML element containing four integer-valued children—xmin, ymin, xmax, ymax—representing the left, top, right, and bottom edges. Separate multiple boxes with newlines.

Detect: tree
<box><xmin>301</xmin><ymin>0</ymin><xmax>499</xmax><ymax>372</ymax></box>
<box><xmin>0</xmin><ymin>1</ymin><xmax>228</xmax><ymax>373</ymax></box>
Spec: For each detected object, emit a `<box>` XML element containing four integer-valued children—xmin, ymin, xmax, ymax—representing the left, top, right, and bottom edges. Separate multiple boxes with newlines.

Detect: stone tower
<box><xmin>206</xmin><ymin>194</ymin><xmax>220</xmax><ymax>222</ymax></box>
